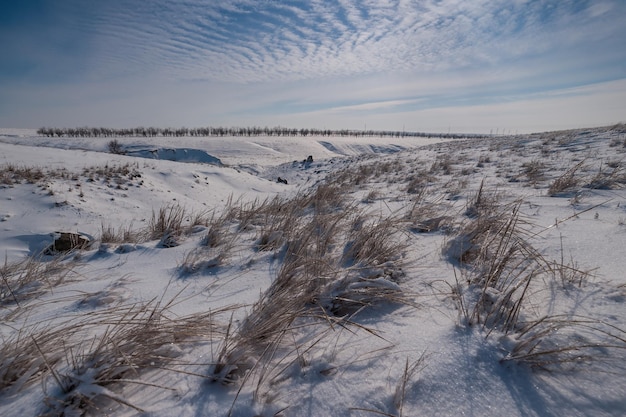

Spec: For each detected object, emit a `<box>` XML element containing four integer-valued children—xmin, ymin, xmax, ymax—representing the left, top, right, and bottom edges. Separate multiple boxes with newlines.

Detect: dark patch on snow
<box><xmin>126</xmin><ymin>147</ymin><xmax>223</xmax><ymax>165</ymax></box>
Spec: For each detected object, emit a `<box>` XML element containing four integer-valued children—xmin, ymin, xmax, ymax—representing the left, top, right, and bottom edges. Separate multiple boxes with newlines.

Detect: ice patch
<box><xmin>126</xmin><ymin>147</ymin><xmax>223</xmax><ymax>165</ymax></box>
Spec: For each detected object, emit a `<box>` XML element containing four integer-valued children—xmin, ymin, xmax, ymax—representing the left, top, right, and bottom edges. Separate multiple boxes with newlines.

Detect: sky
<box><xmin>1</xmin><ymin>0</ymin><xmax>625</xmax><ymax>134</ymax></box>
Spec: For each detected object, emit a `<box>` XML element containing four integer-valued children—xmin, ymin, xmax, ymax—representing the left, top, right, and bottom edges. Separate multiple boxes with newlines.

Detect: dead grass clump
<box><xmin>548</xmin><ymin>160</ymin><xmax>586</xmax><ymax>196</ymax></box>
<box><xmin>0</xmin><ymin>257</ymin><xmax>73</xmax><ymax>314</ymax></box>
<box><xmin>448</xmin><ymin>195</ymin><xmax>626</xmax><ymax>370</ymax></box>
<box><xmin>147</xmin><ymin>204</ymin><xmax>186</xmax><ymax>243</ymax></box>
<box><xmin>362</xmin><ymin>189</ymin><xmax>379</xmax><ymax>203</ymax></box>
<box><xmin>180</xmin><ymin>241</ymin><xmax>235</xmax><ymax>274</ymax></box>
<box><xmin>224</xmin><ymin>184</ymin><xmax>349</xmax><ymax>255</ymax></box>
<box><xmin>346</xmin><ymin>163</ymin><xmax>375</xmax><ymax>186</ymax></box>
<box><xmin>225</xmin><ymin>198</ymin><xmax>267</xmax><ymax>232</ymax></box>
<box><xmin>464</xmin><ymin>179</ymin><xmax>501</xmax><ymax>218</ymax></box>
<box><xmin>209</xmin><ymin>253</ymin><xmax>317</xmax><ymax>385</ymax></box>
<box><xmin>405</xmin><ymin>171</ymin><xmax>433</xmax><ymax>195</ymax></box>
<box><xmin>551</xmin><ymin>235</ymin><xmax>594</xmax><ymax>288</ymax></box>
<box><xmin>0</xmin><ymin>164</ymin><xmax>47</xmax><ymax>185</ymax></box>
<box><xmin>450</xmin><ymin>203</ymin><xmax>545</xmax><ymax>333</ymax></box>
<box><xmin>520</xmin><ymin>159</ymin><xmax>546</xmax><ymax>184</ymax></box>
<box><xmin>476</xmin><ymin>154</ymin><xmax>491</xmax><ymax>167</ymax></box>
<box><xmin>0</xmin><ymin>326</ymin><xmax>70</xmax><ymax>394</ymax></box>
<box><xmin>256</xmin><ymin>231</ymin><xmax>283</xmax><ymax>251</ymax></box>
<box><xmin>1</xmin><ymin>297</ymin><xmax>229</xmax><ymax>413</ymax></box>
<box><xmin>585</xmin><ymin>162</ymin><xmax>626</xmax><ymax>190</ymax></box>
<box><xmin>145</xmin><ymin>204</ymin><xmax>210</xmax><ymax>246</ymax></box>
<box><xmin>101</xmin><ymin>204</ymin><xmax>210</xmax><ymax>247</ymax></box>
<box><xmin>107</xmin><ymin>139</ymin><xmax>126</xmax><ymax>155</ymax></box>
<box><xmin>333</xmin><ymin>159</ymin><xmax>399</xmax><ymax>187</ymax></box>
<box><xmin>429</xmin><ymin>154</ymin><xmax>453</xmax><ymax>175</ymax></box>
<box><xmin>82</xmin><ymin>163</ymin><xmax>141</xmax><ymax>184</ymax></box>
<box><xmin>501</xmin><ymin>316</ymin><xmax>626</xmax><ymax>370</ymax></box>
<box><xmin>0</xmin><ymin>163</ymin><xmax>142</xmax><ymax>189</ymax></box>
<box><xmin>43</xmin><ymin>301</ymin><xmax>225</xmax><ymax>415</ymax></box>
<box><xmin>323</xmin><ymin>264</ymin><xmax>408</xmax><ymax>317</ymax></box>
<box><xmin>404</xmin><ymin>191</ymin><xmax>454</xmax><ymax>234</ymax></box>
<box><xmin>254</xmin><ymin>196</ymin><xmax>305</xmax><ymax>251</ymax></box>
<box><xmin>175</xmin><ymin>206</ymin><xmax>241</xmax><ymax>273</ymax></box>
<box><xmin>204</xmin><ymin>220</ymin><xmax>228</xmax><ymax>248</ymax></box>
<box><xmin>202</xmin><ymin>208</ymin><xmax>235</xmax><ymax>248</ymax></box>
<box><xmin>306</xmin><ymin>183</ymin><xmax>347</xmax><ymax>214</ymax></box>
<box><xmin>314</xmin><ymin>214</ymin><xmax>410</xmax><ymax>317</ymax></box>
<box><xmin>209</xmin><ymin>190</ymin><xmax>412</xmax><ymax>389</ymax></box>
<box><xmin>341</xmin><ymin>217</ymin><xmax>405</xmax><ymax>268</ymax></box>
<box><xmin>351</xmin><ymin>355</ymin><xmax>426</xmax><ymax>417</ymax></box>
<box><xmin>100</xmin><ymin>222</ymin><xmax>139</xmax><ymax>244</ymax></box>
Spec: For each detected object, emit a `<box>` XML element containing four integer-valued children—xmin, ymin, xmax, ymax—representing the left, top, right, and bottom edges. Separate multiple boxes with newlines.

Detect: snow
<box><xmin>0</xmin><ymin>126</ymin><xmax>625</xmax><ymax>416</ymax></box>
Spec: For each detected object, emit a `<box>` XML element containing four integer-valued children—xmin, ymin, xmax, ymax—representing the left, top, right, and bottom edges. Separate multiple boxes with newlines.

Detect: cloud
<box><xmin>268</xmin><ymin>79</ymin><xmax>626</xmax><ymax>133</ymax></box>
<box><xmin>1</xmin><ymin>0</ymin><xmax>625</xmax><ymax>130</ymax></box>
<box><xmin>324</xmin><ymin>99</ymin><xmax>425</xmax><ymax>113</ymax></box>
<box><xmin>20</xmin><ymin>0</ymin><xmax>618</xmax><ymax>85</ymax></box>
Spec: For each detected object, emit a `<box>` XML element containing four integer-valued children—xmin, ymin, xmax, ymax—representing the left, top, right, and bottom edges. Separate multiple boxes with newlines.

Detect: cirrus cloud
<box><xmin>1</xmin><ymin>0</ymin><xmax>625</xmax><ymax>132</ymax></box>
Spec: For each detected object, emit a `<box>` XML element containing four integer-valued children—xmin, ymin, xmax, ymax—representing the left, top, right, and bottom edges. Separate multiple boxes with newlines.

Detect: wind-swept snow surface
<box><xmin>0</xmin><ymin>127</ymin><xmax>625</xmax><ymax>416</ymax></box>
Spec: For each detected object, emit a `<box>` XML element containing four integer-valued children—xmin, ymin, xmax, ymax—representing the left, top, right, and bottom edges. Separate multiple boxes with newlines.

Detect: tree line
<box><xmin>36</xmin><ymin>126</ymin><xmax>487</xmax><ymax>139</ymax></box>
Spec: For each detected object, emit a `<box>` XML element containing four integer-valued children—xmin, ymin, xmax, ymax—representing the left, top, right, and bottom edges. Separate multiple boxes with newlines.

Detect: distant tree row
<box><xmin>36</xmin><ymin>126</ymin><xmax>487</xmax><ymax>139</ymax></box>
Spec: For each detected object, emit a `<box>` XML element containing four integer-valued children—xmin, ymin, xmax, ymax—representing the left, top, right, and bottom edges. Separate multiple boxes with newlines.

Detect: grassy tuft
<box><xmin>100</xmin><ymin>222</ymin><xmax>139</xmax><ymax>244</ymax></box>
<box><xmin>0</xmin><ymin>256</ymin><xmax>74</xmax><ymax>316</ymax></box>
<box><xmin>501</xmin><ymin>316</ymin><xmax>626</xmax><ymax>370</ymax></box>
<box><xmin>548</xmin><ymin>160</ymin><xmax>586</xmax><ymax>196</ymax></box>
<box><xmin>208</xmin><ymin>180</ymin><xmax>413</xmax><ymax>391</ymax></box>
<box><xmin>41</xmin><ymin>300</ymin><xmax>225</xmax><ymax>415</ymax></box>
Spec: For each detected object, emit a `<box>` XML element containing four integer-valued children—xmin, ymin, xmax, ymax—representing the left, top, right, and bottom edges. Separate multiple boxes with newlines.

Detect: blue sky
<box><xmin>1</xmin><ymin>0</ymin><xmax>625</xmax><ymax>133</ymax></box>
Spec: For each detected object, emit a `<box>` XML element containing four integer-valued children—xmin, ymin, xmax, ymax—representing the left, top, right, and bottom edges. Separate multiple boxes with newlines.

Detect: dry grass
<box><xmin>586</xmin><ymin>161</ymin><xmax>626</xmax><ymax>190</ymax></box>
<box><xmin>502</xmin><ymin>315</ymin><xmax>626</xmax><ymax>370</ymax></box>
<box><xmin>349</xmin><ymin>354</ymin><xmax>425</xmax><ymax>417</ymax></box>
<box><xmin>0</xmin><ymin>256</ymin><xmax>74</xmax><ymax>316</ymax></box>
<box><xmin>252</xmin><ymin>196</ymin><xmax>306</xmax><ymax>251</ymax></box>
<box><xmin>13</xmin><ymin>298</ymin><xmax>228</xmax><ymax>415</ymax></box>
<box><xmin>548</xmin><ymin>160</ymin><xmax>586</xmax><ymax>196</ymax></box>
<box><xmin>178</xmin><ymin>207</ymin><xmax>240</xmax><ymax>273</ymax></box>
<box><xmin>100</xmin><ymin>222</ymin><xmax>140</xmax><ymax>244</ymax></box>
<box><xmin>107</xmin><ymin>139</ymin><xmax>126</xmax><ymax>155</ymax></box>
<box><xmin>551</xmin><ymin>234</ymin><xmax>594</xmax><ymax>288</ymax></box>
<box><xmin>447</xmin><ymin>189</ymin><xmax>626</xmax><ymax>369</ymax></box>
<box><xmin>333</xmin><ymin>159</ymin><xmax>399</xmax><ymax>188</ymax></box>
<box><xmin>179</xmin><ymin>242</ymin><xmax>235</xmax><ymax>274</ymax></box>
<box><xmin>0</xmin><ymin>164</ymin><xmax>53</xmax><ymax>185</ymax></box>
<box><xmin>520</xmin><ymin>159</ymin><xmax>546</xmax><ymax>184</ymax></box>
<box><xmin>146</xmin><ymin>204</ymin><xmax>188</xmax><ymax>246</ymax></box>
<box><xmin>100</xmin><ymin>203</ymin><xmax>212</xmax><ymax>248</ymax></box>
<box><xmin>0</xmin><ymin>325</ymin><xmax>70</xmax><ymax>394</ymax></box>
<box><xmin>4</xmin><ymin>128</ymin><xmax>625</xmax><ymax>413</ymax></box>
<box><xmin>404</xmin><ymin>189</ymin><xmax>453</xmax><ymax>234</ymax></box>
<box><xmin>429</xmin><ymin>154</ymin><xmax>453</xmax><ymax>175</ymax></box>
<box><xmin>204</xmin><ymin>212</ymin><xmax>232</xmax><ymax>248</ymax></box>
<box><xmin>82</xmin><ymin>163</ymin><xmax>141</xmax><ymax>184</ymax></box>
<box><xmin>341</xmin><ymin>216</ymin><xmax>405</xmax><ymax>267</ymax></box>
<box><xmin>0</xmin><ymin>162</ymin><xmax>142</xmax><ymax>188</ymax></box>
<box><xmin>449</xmin><ymin>201</ymin><xmax>546</xmax><ymax>334</ymax></box>
<box><xmin>393</xmin><ymin>356</ymin><xmax>424</xmax><ymax>417</ymax></box>
<box><xmin>0</xmin><ymin>288</ymin><xmax>233</xmax><ymax>414</ymax></box>
<box><xmin>464</xmin><ymin>179</ymin><xmax>502</xmax><ymax>218</ymax></box>
<box><xmin>208</xmin><ymin>180</ymin><xmax>414</xmax><ymax>392</ymax></box>
<box><xmin>45</xmin><ymin>305</ymin><xmax>216</xmax><ymax>414</ymax></box>
<box><xmin>144</xmin><ymin>204</ymin><xmax>211</xmax><ymax>246</ymax></box>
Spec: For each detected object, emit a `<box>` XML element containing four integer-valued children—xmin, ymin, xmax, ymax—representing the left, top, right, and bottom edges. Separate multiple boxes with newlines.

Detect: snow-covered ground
<box><xmin>0</xmin><ymin>126</ymin><xmax>625</xmax><ymax>416</ymax></box>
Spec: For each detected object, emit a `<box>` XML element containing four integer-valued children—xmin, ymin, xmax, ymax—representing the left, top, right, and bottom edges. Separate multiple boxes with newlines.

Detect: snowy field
<box><xmin>0</xmin><ymin>126</ymin><xmax>625</xmax><ymax>416</ymax></box>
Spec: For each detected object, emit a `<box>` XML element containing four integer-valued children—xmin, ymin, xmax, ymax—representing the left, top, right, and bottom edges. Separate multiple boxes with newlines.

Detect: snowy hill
<box><xmin>0</xmin><ymin>126</ymin><xmax>625</xmax><ymax>416</ymax></box>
